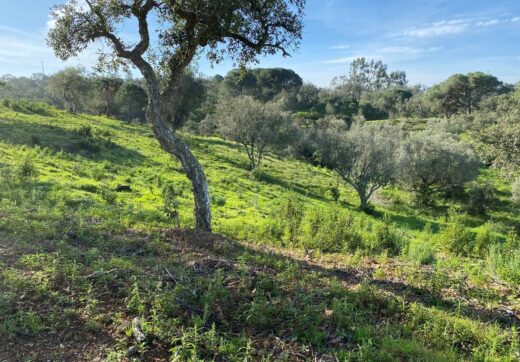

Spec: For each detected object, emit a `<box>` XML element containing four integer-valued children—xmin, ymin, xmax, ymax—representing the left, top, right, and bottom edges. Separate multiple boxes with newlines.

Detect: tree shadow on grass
<box><xmin>163</xmin><ymin>229</ymin><xmax>520</xmax><ymax>330</ymax></box>
<box><xmin>366</xmin><ymin>208</ymin><xmax>441</xmax><ymax>232</ymax></box>
<box><xmin>193</xmin><ymin>136</ymin><xmax>243</xmax><ymax>152</ymax></box>
<box><xmin>5</xmin><ymin>223</ymin><xmax>517</xmax><ymax>361</ymax></box>
<box><xmin>255</xmin><ymin>171</ymin><xmax>328</xmax><ymax>202</ymax></box>
<box><xmin>0</xmin><ymin>244</ymin><xmax>117</xmax><ymax>361</ymax></box>
<box><xmin>0</xmin><ymin>119</ymin><xmax>146</xmax><ymax>165</ymax></box>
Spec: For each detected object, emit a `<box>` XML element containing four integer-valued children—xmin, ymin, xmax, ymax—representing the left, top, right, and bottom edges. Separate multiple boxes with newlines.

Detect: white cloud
<box><xmin>476</xmin><ymin>19</ymin><xmax>499</xmax><ymax>27</ymax></box>
<box><xmin>324</xmin><ymin>54</ymin><xmax>382</xmax><ymax>64</ymax></box>
<box><xmin>402</xmin><ymin>19</ymin><xmax>470</xmax><ymax>38</ymax></box>
<box><xmin>329</xmin><ymin>44</ymin><xmax>351</xmax><ymax>50</ymax></box>
<box><xmin>380</xmin><ymin>46</ymin><xmax>442</xmax><ymax>54</ymax></box>
<box><xmin>46</xmin><ymin>15</ymin><xmax>57</xmax><ymax>31</ymax></box>
<box><xmin>324</xmin><ymin>56</ymin><xmax>357</xmax><ymax>64</ymax></box>
<box><xmin>0</xmin><ymin>23</ymin><xmax>98</xmax><ymax>75</ymax></box>
<box><xmin>399</xmin><ymin>16</ymin><xmax>518</xmax><ymax>38</ymax></box>
<box><xmin>47</xmin><ymin>0</ymin><xmax>89</xmax><ymax>30</ymax></box>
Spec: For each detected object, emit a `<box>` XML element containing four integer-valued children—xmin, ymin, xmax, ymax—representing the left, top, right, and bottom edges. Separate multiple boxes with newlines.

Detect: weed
<box><xmin>408</xmin><ymin>239</ymin><xmax>436</xmax><ymax>265</ymax></box>
<box><xmin>163</xmin><ymin>183</ymin><xmax>183</xmax><ymax>227</ymax></box>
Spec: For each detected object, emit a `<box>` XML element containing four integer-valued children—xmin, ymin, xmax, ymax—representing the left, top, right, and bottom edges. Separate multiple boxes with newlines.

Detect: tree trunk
<box><xmin>359</xmin><ymin>192</ymin><xmax>369</xmax><ymax>211</ymax></box>
<box><xmin>152</xmin><ymin>116</ymin><xmax>212</xmax><ymax>232</ymax></box>
<box><xmin>133</xmin><ymin>58</ymin><xmax>212</xmax><ymax>232</ymax></box>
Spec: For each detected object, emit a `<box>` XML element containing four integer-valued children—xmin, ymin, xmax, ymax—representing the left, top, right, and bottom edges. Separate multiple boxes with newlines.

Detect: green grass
<box><xmin>0</xmin><ymin>101</ymin><xmax>519</xmax><ymax>361</ymax></box>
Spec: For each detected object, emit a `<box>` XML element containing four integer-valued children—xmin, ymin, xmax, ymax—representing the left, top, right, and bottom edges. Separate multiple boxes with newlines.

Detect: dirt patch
<box><xmin>163</xmin><ymin>228</ymin><xmax>229</xmax><ymax>251</ymax></box>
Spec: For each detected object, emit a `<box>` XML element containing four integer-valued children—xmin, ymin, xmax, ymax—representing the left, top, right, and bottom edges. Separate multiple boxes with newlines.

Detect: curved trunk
<box><xmin>133</xmin><ymin>57</ymin><xmax>212</xmax><ymax>232</ymax></box>
<box><xmin>152</xmin><ymin>117</ymin><xmax>212</xmax><ymax>232</ymax></box>
<box><xmin>143</xmin><ymin>75</ymin><xmax>211</xmax><ymax>232</ymax></box>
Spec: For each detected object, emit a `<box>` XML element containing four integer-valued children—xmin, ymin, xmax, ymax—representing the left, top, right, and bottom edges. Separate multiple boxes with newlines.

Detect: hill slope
<box><xmin>0</xmin><ymin>101</ymin><xmax>519</xmax><ymax>361</ymax></box>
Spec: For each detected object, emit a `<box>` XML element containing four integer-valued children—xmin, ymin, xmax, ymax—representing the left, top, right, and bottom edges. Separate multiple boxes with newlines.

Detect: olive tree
<box><xmin>217</xmin><ymin>96</ymin><xmax>291</xmax><ymax>171</ymax></box>
<box><xmin>398</xmin><ymin>131</ymin><xmax>480</xmax><ymax>206</ymax></box>
<box><xmin>115</xmin><ymin>82</ymin><xmax>148</xmax><ymax>122</ymax></box>
<box><xmin>474</xmin><ymin>122</ymin><xmax>520</xmax><ymax>172</ymax></box>
<box><xmin>92</xmin><ymin>76</ymin><xmax>123</xmax><ymax>116</ymax></box>
<box><xmin>47</xmin><ymin>67</ymin><xmax>90</xmax><ymax>113</ymax></box>
<box><xmin>47</xmin><ymin>0</ymin><xmax>305</xmax><ymax>231</ymax></box>
<box><xmin>317</xmin><ymin>121</ymin><xmax>401</xmax><ymax>211</ymax></box>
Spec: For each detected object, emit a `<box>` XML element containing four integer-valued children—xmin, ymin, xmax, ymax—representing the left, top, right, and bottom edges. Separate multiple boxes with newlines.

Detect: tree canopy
<box><xmin>317</xmin><ymin>121</ymin><xmax>402</xmax><ymax>211</ymax></box>
<box><xmin>217</xmin><ymin>96</ymin><xmax>292</xmax><ymax>171</ymax></box>
<box><xmin>426</xmin><ymin>72</ymin><xmax>509</xmax><ymax>116</ymax></box>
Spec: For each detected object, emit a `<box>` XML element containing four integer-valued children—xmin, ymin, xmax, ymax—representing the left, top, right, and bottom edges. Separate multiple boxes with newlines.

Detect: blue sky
<box><xmin>0</xmin><ymin>0</ymin><xmax>519</xmax><ymax>86</ymax></box>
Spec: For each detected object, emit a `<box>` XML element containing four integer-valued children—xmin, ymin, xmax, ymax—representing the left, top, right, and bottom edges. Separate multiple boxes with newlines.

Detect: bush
<box><xmin>30</xmin><ymin>135</ymin><xmax>41</xmax><ymax>145</ymax></box>
<box><xmin>473</xmin><ymin>223</ymin><xmax>498</xmax><ymax>257</ymax></box>
<box><xmin>211</xmin><ymin>194</ymin><xmax>227</xmax><ymax>207</ymax></box>
<box><xmin>475</xmin><ymin>122</ymin><xmax>520</xmax><ymax>171</ymax></box>
<box><xmin>465</xmin><ymin>181</ymin><xmax>497</xmax><ymax>215</ymax></box>
<box><xmin>16</xmin><ymin>157</ymin><xmax>37</xmax><ymax>180</ymax></box>
<box><xmin>299</xmin><ymin>206</ymin><xmax>362</xmax><ymax>253</ymax></box>
<box><xmin>408</xmin><ymin>239</ymin><xmax>436</xmax><ymax>265</ymax></box>
<box><xmin>512</xmin><ymin>177</ymin><xmax>520</xmax><ymax>204</ymax></box>
<box><xmin>76</xmin><ymin>125</ymin><xmax>93</xmax><ymax>138</ymax></box>
<box><xmin>439</xmin><ymin>220</ymin><xmax>475</xmax><ymax>256</ymax></box>
<box><xmin>370</xmin><ymin>218</ymin><xmax>406</xmax><ymax>256</ymax></box>
<box><xmin>328</xmin><ymin>184</ymin><xmax>340</xmax><ymax>201</ymax></box>
<box><xmin>163</xmin><ymin>184</ymin><xmax>183</xmax><ymax>226</ymax></box>
<box><xmin>100</xmin><ymin>188</ymin><xmax>117</xmax><ymax>205</ymax></box>
<box><xmin>264</xmin><ymin>195</ymin><xmax>304</xmax><ymax>244</ymax></box>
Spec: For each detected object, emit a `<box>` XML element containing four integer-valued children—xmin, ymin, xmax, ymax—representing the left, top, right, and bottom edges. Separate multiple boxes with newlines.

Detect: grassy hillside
<box><xmin>0</xmin><ymin>100</ymin><xmax>519</xmax><ymax>361</ymax></box>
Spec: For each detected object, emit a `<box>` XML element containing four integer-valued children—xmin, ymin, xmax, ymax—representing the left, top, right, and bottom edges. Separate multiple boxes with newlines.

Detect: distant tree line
<box><xmin>2</xmin><ymin>59</ymin><xmax>515</xmax><ymax>126</ymax></box>
<box><xmin>0</xmin><ymin>67</ymin><xmax>149</xmax><ymax>122</ymax></box>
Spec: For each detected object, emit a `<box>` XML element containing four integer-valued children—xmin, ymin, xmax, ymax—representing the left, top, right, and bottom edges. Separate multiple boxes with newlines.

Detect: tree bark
<box><xmin>141</xmin><ymin>66</ymin><xmax>212</xmax><ymax>232</ymax></box>
<box><xmin>152</xmin><ymin>117</ymin><xmax>212</xmax><ymax>232</ymax></box>
<box><xmin>358</xmin><ymin>192</ymin><xmax>369</xmax><ymax>211</ymax></box>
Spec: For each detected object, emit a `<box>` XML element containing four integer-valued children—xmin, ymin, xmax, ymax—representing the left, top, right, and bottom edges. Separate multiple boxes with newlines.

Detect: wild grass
<box><xmin>0</xmin><ymin>101</ymin><xmax>518</xmax><ymax>360</ymax></box>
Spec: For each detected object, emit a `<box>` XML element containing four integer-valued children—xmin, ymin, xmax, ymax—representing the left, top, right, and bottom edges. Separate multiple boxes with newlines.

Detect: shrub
<box><xmin>76</xmin><ymin>125</ymin><xmax>93</xmax><ymax>138</ymax></box>
<box><xmin>512</xmin><ymin>177</ymin><xmax>520</xmax><ymax>204</ymax></box>
<box><xmin>475</xmin><ymin>122</ymin><xmax>520</xmax><ymax>171</ymax></box>
<box><xmin>16</xmin><ymin>157</ymin><xmax>37</xmax><ymax>180</ymax></box>
<box><xmin>211</xmin><ymin>194</ymin><xmax>226</xmax><ymax>207</ymax></box>
<box><xmin>78</xmin><ymin>183</ymin><xmax>98</xmax><ymax>193</ymax></box>
<box><xmin>465</xmin><ymin>181</ymin><xmax>497</xmax><ymax>215</ymax></box>
<box><xmin>277</xmin><ymin>196</ymin><xmax>305</xmax><ymax>244</ymax></box>
<box><xmin>408</xmin><ymin>239</ymin><xmax>436</xmax><ymax>265</ymax></box>
<box><xmin>299</xmin><ymin>206</ymin><xmax>362</xmax><ymax>253</ymax></box>
<box><xmin>439</xmin><ymin>220</ymin><xmax>475</xmax><ymax>256</ymax></box>
<box><xmin>370</xmin><ymin>218</ymin><xmax>406</xmax><ymax>256</ymax></box>
<box><xmin>100</xmin><ymin>188</ymin><xmax>117</xmax><ymax>205</ymax></box>
<box><xmin>30</xmin><ymin>135</ymin><xmax>41</xmax><ymax>145</ymax></box>
<box><xmin>163</xmin><ymin>184</ymin><xmax>183</xmax><ymax>227</ymax></box>
<box><xmin>328</xmin><ymin>184</ymin><xmax>340</xmax><ymax>202</ymax></box>
<box><xmin>473</xmin><ymin>223</ymin><xmax>498</xmax><ymax>257</ymax></box>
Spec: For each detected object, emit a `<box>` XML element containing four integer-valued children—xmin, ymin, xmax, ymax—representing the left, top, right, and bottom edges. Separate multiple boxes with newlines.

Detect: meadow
<box><xmin>0</xmin><ymin>100</ymin><xmax>518</xmax><ymax>361</ymax></box>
